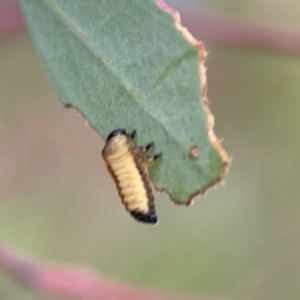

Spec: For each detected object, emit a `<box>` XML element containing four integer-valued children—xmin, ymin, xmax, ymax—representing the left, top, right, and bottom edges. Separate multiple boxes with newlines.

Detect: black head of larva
<box><xmin>106</xmin><ymin>128</ymin><xmax>127</xmax><ymax>141</ymax></box>
<box><xmin>130</xmin><ymin>211</ymin><xmax>158</xmax><ymax>224</ymax></box>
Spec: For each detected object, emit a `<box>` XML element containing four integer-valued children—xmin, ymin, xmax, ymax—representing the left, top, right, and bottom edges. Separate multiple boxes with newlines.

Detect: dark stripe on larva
<box><xmin>134</xmin><ymin>158</ymin><xmax>155</xmax><ymax>213</ymax></box>
<box><xmin>106</xmin><ymin>155</ymin><xmax>157</xmax><ymax>223</ymax></box>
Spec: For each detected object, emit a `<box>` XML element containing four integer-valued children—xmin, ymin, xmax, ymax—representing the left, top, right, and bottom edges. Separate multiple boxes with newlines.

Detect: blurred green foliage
<box><xmin>1</xmin><ymin>0</ymin><xmax>300</xmax><ymax>300</ymax></box>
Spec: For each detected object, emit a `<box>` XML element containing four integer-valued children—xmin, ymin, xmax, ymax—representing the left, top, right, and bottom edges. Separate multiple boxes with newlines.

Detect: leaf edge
<box><xmin>155</xmin><ymin>0</ymin><xmax>230</xmax><ymax>205</ymax></box>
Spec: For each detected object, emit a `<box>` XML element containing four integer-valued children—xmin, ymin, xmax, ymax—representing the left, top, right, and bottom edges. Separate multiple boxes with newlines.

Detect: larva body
<box><xmin>101</xmin><ymin>129</ymin><xmax>162</xmax><ymax>224</ymax></box>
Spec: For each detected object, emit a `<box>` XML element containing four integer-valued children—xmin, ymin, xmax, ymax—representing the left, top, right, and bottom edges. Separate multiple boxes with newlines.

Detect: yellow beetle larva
<box><xmin>101</xmin><ymin>129</ymin><xmax>162</xmax><ymax>224</ymax></box>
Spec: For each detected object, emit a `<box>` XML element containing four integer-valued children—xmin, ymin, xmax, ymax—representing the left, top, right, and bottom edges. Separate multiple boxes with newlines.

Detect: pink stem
<box><xmin>178</xmin><ymin>7</ymin><xmax>300</xmax><ymax>57</ymax></box>
<box><xmin>2</xmin><ymin>0</ymin><xmax>300</xmax><ymax>57</ymax></box>
<box><xmin>0</xmin><ymin>0</ymin><xmax>24</xmax><ymax>39</ymax></box>
<box><xmin>0</xmin><ymin>244</ymin><xmax>224</xmax><ymax>300</ymax></box>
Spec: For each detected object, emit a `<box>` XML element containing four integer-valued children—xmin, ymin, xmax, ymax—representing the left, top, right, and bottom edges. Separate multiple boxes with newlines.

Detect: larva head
<box><xmin>106</xmin><ymin>128</ymin><xmax>127</xmax><ymax>141</ymax></box>
<box><xmin>102</xmin><ymin>128</ymin><xmax>129</xmax><ymax>157</ymax></box>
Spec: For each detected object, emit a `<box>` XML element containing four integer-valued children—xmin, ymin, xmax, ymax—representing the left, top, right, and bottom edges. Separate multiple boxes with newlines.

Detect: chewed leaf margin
<box><xmin>155</xmin><ymin>0</ymin><xmax>230</xmax><ymax>205</ymax></box>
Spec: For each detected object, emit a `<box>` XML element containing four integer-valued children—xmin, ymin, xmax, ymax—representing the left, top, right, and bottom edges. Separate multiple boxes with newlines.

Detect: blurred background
<box><xmin>1</xmin><ymin>0</ymin><xmax>300</xmax><ymax>299</ymax></box>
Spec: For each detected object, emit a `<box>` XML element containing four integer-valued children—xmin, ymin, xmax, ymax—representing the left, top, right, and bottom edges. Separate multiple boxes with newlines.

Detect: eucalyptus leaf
<box><xmin>19</xmin><ymin>0</ymin><xmax>228</xmax><ymax>203</ymax></box>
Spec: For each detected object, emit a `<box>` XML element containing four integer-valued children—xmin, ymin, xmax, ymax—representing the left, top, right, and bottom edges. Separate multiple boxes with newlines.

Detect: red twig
<box><xmin>0</xmin><ymin>244</ymin><xmax>226</xmax><ymax>300</ymax></box>
<box><xmin>178</xmin><ymin>7</ymin><xmax>300</xmax><ymax>57</ymax></box>
<box><xmin>0</xmin><ymin>0</ymin><xmax>24</xmax><ymax>39</ymax></box>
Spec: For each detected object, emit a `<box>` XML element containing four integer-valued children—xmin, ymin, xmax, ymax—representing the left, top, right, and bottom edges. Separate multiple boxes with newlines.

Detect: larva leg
<box><xmin>130</xmin><ymin>129</ymin><xmax>136</xmax><ymax>139</ymax></box>
<box><xmin>133</xmin><ymin>141</ymin><xmax>154</xmax><ymax>153</ymax></box>
<box><xmin>153</xmin><ymin>152</ymin><xmax>163</xmax><ymax>160</ymax></box>
<box><xmin>128</xmin><ymin>129</ymin><xmax>136</xmax><ymax>147</ymax></box>
<box><xmin>143</xmin><ymin>152</ymin><xmax>162</xmax><ymax>165</ymax></box>
<box><xmin>143</xmin><ymin>141</ymin><xmax>154</xmax><ymax>152</ymax></box>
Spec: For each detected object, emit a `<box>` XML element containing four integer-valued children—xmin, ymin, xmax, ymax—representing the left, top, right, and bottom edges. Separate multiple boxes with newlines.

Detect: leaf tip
<box><xmin>156</xmin><ymin>0</ymin><xmax>230</xmax><ymax>203</ymax></box>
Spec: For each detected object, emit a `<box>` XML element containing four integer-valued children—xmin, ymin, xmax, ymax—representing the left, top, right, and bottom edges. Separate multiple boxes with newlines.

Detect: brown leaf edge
<box><xmin>155</xmin><ymin>0</ymin><xmax>230</xmax><ymax>205</ymax></box>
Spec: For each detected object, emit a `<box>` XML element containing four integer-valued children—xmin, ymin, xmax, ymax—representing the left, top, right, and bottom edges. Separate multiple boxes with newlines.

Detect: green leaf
<box><xmin>19</xmin><ymin>0</ymin><xmax>228</xmax><ymax>203</ymax></box>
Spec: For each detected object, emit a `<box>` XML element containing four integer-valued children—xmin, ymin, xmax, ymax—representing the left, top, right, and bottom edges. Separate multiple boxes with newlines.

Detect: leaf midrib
<box><xmin>43</xmin><ymin>0</ymin><xmax>196</xmax><ymax>153</ymax></box>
